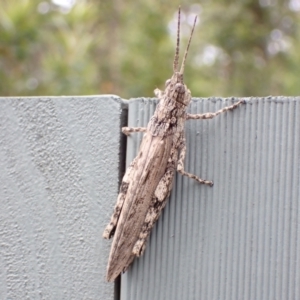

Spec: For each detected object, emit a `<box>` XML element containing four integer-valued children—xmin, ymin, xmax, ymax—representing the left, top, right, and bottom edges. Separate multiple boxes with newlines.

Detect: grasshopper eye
<box><xmin>175</xmin><ymin>83</ymin><xmax>184</xmax><ymax>93</ymax></box>
<box><xmin>165</xmin><ymin>79</ymin><xmax>171</xmax><ymax>87</ymax></box>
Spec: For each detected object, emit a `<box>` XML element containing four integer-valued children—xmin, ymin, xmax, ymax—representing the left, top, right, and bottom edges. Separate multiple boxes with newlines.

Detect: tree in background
<box><xmin>1</xmin><ymin>0</ymin><xmax>300</xmax><ymax>98</ymax></box>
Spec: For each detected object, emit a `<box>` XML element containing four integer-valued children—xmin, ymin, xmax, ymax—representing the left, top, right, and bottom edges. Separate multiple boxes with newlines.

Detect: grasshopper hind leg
<box><xmin>103</xmin><ymin>182</ymin><xmax>128</xmax><ymax>239</ymax></box>
<box><xmin>103</xmin><ymin>158</ymin><xmax>137</xmax><ymax>239</ymax></box>
<box><xmin>186</xmin><ymin>99</ymin><xmax>245</xmax><ymax>120</ymax></box>
<box><xmin>104</xmin><ymin>126</ymin><xmax>146</xmax><ymax>238</ymax></box>
<box><xmin>132</xmin><ymin>168</ymin><xmax>175</xmax><ymax>256</ymax></box>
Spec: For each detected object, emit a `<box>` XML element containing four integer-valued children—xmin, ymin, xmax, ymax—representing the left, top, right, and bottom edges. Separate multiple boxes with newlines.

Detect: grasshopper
<box><xmin>103</xmin><ymin>7</ymin><xmax>245</xmax><ymax>282</ymax></box>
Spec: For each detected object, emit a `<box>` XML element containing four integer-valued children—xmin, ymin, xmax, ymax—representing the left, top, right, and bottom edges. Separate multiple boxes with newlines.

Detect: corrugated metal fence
<box><xmin>122</xmin><ymin>97</ymin><xmax>300</xmax><ymax>300</ymax></box>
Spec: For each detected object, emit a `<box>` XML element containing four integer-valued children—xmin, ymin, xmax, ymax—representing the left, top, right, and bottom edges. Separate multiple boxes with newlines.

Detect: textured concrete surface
<box><xmin>0</xmin><ymin>96</ymin><xmax>126</xmax><ymax>300</ymax></box>
<box><xmin>122</xmin><ymin>97</ymin><xmax>300</xmax><ymax>300</ymax></box>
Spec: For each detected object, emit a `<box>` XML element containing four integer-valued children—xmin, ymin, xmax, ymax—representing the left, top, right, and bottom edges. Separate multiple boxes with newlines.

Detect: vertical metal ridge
<box><xmin>288</xmin><ymin>97</ymin><xmax>300</xmax><ymax>300</ymax></box>
<box><xmin>122</xmin><ymin>97</ymin><xmax>300</xmax><ymax>300</ymax></box>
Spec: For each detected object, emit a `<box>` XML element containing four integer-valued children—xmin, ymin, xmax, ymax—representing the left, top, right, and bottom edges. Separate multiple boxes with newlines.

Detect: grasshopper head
<box><xmin>163</xmin><ymin>6</ymin><xmax>197</xmax><ymax>107</ymax></box>
<box><xmin>164</xmin><ymin>71</ymin><xmax>189</xmax><ymax>106</ymax></box>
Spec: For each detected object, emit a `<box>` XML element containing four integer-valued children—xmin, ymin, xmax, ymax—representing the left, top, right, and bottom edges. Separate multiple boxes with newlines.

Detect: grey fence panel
<box><xmin>0</xmin><ymin>96</ymin><xmax>126</xmax><ymax>300</ymax></box>
<box><xmin>121</xmin><ymin>97</ymin><xmax>300</xmax><ymax>300</ymax></box>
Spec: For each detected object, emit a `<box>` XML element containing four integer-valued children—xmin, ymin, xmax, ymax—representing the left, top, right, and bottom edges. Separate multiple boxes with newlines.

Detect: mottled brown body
<box><xmin>103</xmin><ymin>8</ymin><xmax>245</xmax><ymax>282</ymax></box>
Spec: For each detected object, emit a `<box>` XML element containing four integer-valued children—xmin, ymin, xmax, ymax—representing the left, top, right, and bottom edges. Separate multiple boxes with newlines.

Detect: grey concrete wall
<box><xmin>122</xmin><ymin>97</ymin><xmax>300</xmax><ymax>300</ymax></box>
<box><xmin>0</xmin><ymin>96</ymin><xmax>126</xmax><ymax>300</ymax></box>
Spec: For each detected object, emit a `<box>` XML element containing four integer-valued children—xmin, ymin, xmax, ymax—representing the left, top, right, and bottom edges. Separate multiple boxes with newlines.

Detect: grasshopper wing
<box><xmin>106</xmin><ymin>132</ymin><xmax>173</xmax><ymax>282</ymax></box>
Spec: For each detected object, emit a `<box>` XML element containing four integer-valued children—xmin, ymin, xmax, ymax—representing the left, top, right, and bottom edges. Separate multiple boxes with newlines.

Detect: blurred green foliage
<box><xmin>1</xmin><ymin>0</ymin><xmax>300</xmax><ymax>98</ymax></box>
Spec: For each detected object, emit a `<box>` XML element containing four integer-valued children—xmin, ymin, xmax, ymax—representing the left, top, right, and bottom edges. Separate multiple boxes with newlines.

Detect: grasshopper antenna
<box><xmin>179</xmin><ymin>15</ymin><xmax>197</xmax><ymax>74</ymax></box>
<box><xmin>173</xmin><ymin>7</ymin><xmax>181</xmax><ymax>72</ymax></box>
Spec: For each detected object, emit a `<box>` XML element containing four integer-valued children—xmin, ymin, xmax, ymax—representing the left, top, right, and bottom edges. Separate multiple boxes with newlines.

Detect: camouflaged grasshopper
<box><xmin>103</xmin><ymin>7</ymin><xmax>245</xmax><ymax>282</ymax></box>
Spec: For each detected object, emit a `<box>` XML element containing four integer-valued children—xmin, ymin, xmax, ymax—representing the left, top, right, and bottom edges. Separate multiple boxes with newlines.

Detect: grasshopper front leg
<box><xmin>154</xmin><ymin>88</ymin><xmax>163</xmax><ymax>98</ymax></box>
<box><xmin>186</xmin><ymin>99</ymin><xmax>245</xmax><ymax>120</ymax></box>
